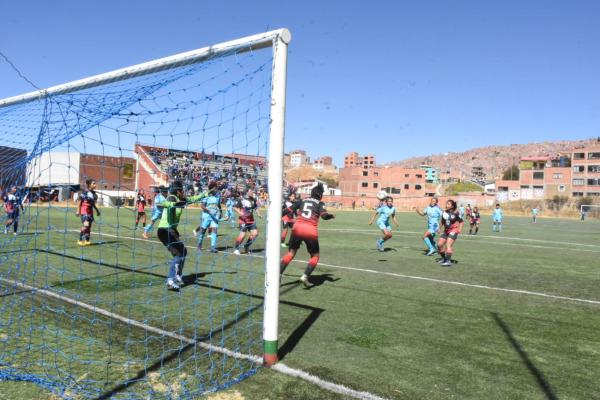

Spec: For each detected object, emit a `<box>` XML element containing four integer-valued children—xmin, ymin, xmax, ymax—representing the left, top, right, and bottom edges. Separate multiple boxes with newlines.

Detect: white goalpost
<box><xmin>580</xmin><ymin>204</ymin><xmax>600</xmax><ymax>219</ymax></box>
<box><xmin>0</xmin><ymin>28</ymin><xmax>290</xmax><ymax>398</ymax></box>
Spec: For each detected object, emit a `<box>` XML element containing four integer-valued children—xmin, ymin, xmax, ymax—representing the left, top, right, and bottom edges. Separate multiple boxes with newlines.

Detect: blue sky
<box><xmin>1</xmin><ymin>0</ymin><xmax>599</xmax><ymax>165</ymax></box>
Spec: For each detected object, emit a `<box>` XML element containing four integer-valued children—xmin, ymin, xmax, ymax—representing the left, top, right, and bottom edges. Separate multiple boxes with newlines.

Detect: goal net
<box><xmin>580</xmin><ymin>204</ymin><xmax>600</xmax><ymax>219</ymax></box>
<box><xmin>0</xmin><ymin>29</ymin><xmax>289</xmax><ymax>398</ymax></box>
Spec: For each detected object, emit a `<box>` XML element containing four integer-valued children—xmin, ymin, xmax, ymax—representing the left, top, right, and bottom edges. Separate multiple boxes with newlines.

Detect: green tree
<box><xmin>502</xmin><ymin>165</ymin><xmax>520</xmax><ymax>180</ymax></box>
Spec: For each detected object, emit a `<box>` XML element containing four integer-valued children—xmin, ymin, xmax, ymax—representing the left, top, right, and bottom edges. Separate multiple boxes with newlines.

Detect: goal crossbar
<box><xmin>0</xmin><ymin>28</ymin><xmax>291</xmax><ymax>108</ymax></box>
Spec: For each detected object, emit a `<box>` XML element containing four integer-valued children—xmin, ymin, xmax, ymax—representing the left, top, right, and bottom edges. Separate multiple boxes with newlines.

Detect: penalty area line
<box><xmin>0</xmin><ymin>270</ymin><xmax>388</xmax><ymax>400</ymax></box>
<box><xmin>66</xmin><ymin>229</ymin><xmax>600</xmax><ymax>306</ymax></box>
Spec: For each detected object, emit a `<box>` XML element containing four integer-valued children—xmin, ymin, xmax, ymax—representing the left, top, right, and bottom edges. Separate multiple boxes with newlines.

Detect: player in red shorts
<box><xmin>281</xmin><ymin>191</ymin><xmax>300</xmax><ymax>247</ymax></box>
<box><xmin>134</xmin><ymin>189</ymin><xmax>147</xmax><ymax>230</ymax></box>
<box><xmin>279</xmin><ymin>183</ymin><xmax>335</xmax><ymax>287</ymax></box>
<box><xmin>468</xmin><ymin>206</ymin><xmax>481</xmax><ymax>235</ymax></box>
<box><xmin>437</xmin><ymin>199</ymin><xmax>464</xmax><ymax>267</ymax></box>
<box><xmin>76</xmin><ymin>179</ymin><xmax>101</xmax><ymax>246</ymax></box>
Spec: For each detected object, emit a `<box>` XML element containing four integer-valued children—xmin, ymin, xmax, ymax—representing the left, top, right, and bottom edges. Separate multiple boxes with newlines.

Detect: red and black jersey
<box><xmin>236</xmin><ymin>196</ymin><xmax>257</xmax><ymax>225</ymax></box>
<box><xmin>282</xmin><ymin>199</ymin><xmax>297</xmax><ymax>223</ymax></box>
<box><xmin>136</xmin><ymin>195</ymin><xmax>146</xmax><ymax>212</ymax></box>
<box><xmin>289</xmin><ymin>198</ymin><xmax>332</xmax><ymax>239</ymax></box>
<box><xmin>442</xmin><ymin>210</ymin><xmax>463</xmax><ymax>233</ymax></box>
<box><xmin>469</xmin><ymin>211</ymin><xmax>481</xmax><ymax>224</ymax></box>
<box><xmin>4</xmin><ymin>193</ymin><xmax>20</xmax><ymax>213</ymax></box>
<box><xmin>79</xmin><ymin>190</ymin><xmax>98</xmax><ymax>216</ymax></box>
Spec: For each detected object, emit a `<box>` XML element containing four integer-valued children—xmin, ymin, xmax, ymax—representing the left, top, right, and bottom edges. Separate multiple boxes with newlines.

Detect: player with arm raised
<box><xmin>76</xmin><ymin>179</ymin><xmax>101</xmax><ymax>246</ymax></box>
<box><xmin>414</xmin><ymin>197</ymin><xmax>442</xmax><ymax>256</ymax></box>
<box><xmin>280</xmin><ymin>183</ymin><xmax>335</xmax><ymax>287</ymax></box>
<box><xmin>155</xmin><ymin>181</ymin><xmax>206</xmax><ymax>290</ymax></box>
<box><xmin>233</xmin><ymin>189</ymin><xmax>262</xmax><ymax>255</ymax></box>
<box><xmin>368</xmin><ymin>196</ymin><xmax>399</xmax><ymax>252</ymax></box>
<box><xmin>437</xmin><ymin>199</ymin><xmax>464</xmax><ymax>267</ymax></box>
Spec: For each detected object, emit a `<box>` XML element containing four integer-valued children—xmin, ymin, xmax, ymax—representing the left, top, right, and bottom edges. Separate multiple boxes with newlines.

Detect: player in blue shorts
<box><xmin>492</xmin><ymin>203</ymin><xmax>504</xmax><ymax>232</ymax></box>
<box><xmin>193</xmin><ymin>181</ymin><xmax>221</xmax><ymax>252</ymax></box>
<box><xmin>414</xmin><ymin>197</ymin><xmax>443</xmax><ymax>256</ymax></box>
<box><xmin>368</xmin><ymin>196</ymin><xmax>399</xmax><ymax>252</ymax></box>
<box><xmin>223</xmin><ymin>191</ymin><xmax>237</xmax><ymax>227</ymax></box>
<box><xmin>143</xmin><ymin>186</ymin><xmax>168</xmax><ymax>239</ymax></box>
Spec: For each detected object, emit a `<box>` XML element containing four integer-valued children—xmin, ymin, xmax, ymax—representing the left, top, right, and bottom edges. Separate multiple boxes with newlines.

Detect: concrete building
<box><xmin>312</xmin><ymin>156</ymin><xmax>333</xmax><ymax>171</ymax></box>
<box><xmin>571</xmin><ymin>146</ymin><xmax>600</xmax><ymax>197</ymax></box>
<box><xmin>343</xmin><ymin>152</ymin><xmax>375</xmax><ymax>169</ymax></box>
<box><xmin>290</xmin><ymin>150</ymin><xmax>309</xmax><ymax>168</ymax></box>
<box><xmin>420</xmin><ymin>165</ymin><xmax>440</xmax><ymax>184</ymax></box>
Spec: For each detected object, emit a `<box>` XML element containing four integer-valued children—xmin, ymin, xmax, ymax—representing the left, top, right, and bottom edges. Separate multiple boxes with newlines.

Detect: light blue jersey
<box><xmin>201</xmin><ymin>195</ymin><xmax>221</xmax><ymax>229</ymax></box>
<box><xmin>376</xmin><ymin>205</ymin><xmax>396</xmax><ymax>230</ymax></box>
<box><xmin>151</xmin><ymin>193</ymin><xmax>166</xmax><ymax>220</ymax></box>
<box><xmin>532</xmin><ymin>208</ymin><xmax>539</xmax><ymax>216</ymax></box>
<box><xmin>493</xmin><ymin>208</ymin><xmax>504</xmax><ymax>222</ymax></box>
<box><xmin>423</xmin><ymin>205</ymin><xmax>442</xmax><ymax>233</ymax></box>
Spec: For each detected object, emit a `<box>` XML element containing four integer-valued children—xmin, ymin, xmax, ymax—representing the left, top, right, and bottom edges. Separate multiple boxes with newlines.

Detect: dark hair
<box><xmin>310</xmin><ymin>183</ymin><xmax>325</xmax><ymax>200</ymax></box>
<box><xmin>446</xmin><ymin>199</ymin><xmax>457</xmax><ymax>211</ymax></box>
<box><xmin>86</xmin><ymin>179</ymin><xmax>95</xmax><ymax>187</ymax></box>
<box><xmin>169</xmin><ymin>181</ymin><xmax>184</xmax><ymax>194</ymax></box>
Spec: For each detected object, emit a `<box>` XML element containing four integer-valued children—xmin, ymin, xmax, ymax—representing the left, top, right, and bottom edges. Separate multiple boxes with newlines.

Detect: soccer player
<box><xmin>492</xmin><ymin>203</ymin><xmax>504</xmax><ymax>232</ymax></box>
<box><xmin>414</xmin><ymin>197</ymin><xmax>442</xmax><ymax>256</ymax></box>
<box><xmin>465</xmin><ymin>204</ymin><xmax>472</xmax><ymax>218</ymax></box>
<box><xmin>458</xmin><ymin>204</ymin><xmax>466</xmax><ymax>220</ymax></box>
<box><xmin>233</xmin><ymin>189</ymin><xmax>262</xmax><ymax>255</ymax></box>
<box><xmin>281</xmin><ymin>192</ymin><xmax>300</xmax><ymax>247</ymax></box>
<box><xmin>469</xmin><ymin>206</ymin><xmax>481</xmax><ymax>234</ymax></box>
<box><xmin>531</xmin><ymin>206</ymin><xmax>539</xmax><ymax>223</ymax></box>
<box><xmin>76</xmin><ymin>179</ymin><xmax>101</xmax><ymax>246</ymax></box>
<box><xmin>369</xmin><ymin>196</ymin><xmax>399</xmax><ymax>252</ymax></box>
<box><xmin>155</xmin><ymin>181</ymin><xmax>206</xmax><ymax>290</ymax></box>
<box><xmin>437</xmin><ymin>199</ymin><xmax>464</xmax><ymax>267</ymax></box>
<box><xmin>193</xmin><ymin>181</ymin><xmax>220</xmax><ymax>253</ymax></box>
<box><xmin>143</xmin><ymin>186</ymin><xmax>168</xmax><ymax>239</ymax></box>
<box><xmin>134</xmin><ymin>189</ymin><xmax>147</xmax><ymax>230</ymax></box>
<box><xmin>223</xmin><ymin>191</ymin><xmax>237</xmax><ymax>227</ymax></box>
<box><xmin>280</xmin><ymin>183</ymin><xmax>335</xmax><ymax>287</ymax></box>
<box><xmin>4</xmin><ymin>186</ymin><xmax>23</xmax><ymax>235</ymax></box>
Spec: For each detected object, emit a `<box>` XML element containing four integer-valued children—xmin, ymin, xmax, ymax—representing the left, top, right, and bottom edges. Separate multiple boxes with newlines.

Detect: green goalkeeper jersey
<box><xmin>157</xmin><ymin>193</ymin><xmax>206</xmax><ymax>230</ymax></box>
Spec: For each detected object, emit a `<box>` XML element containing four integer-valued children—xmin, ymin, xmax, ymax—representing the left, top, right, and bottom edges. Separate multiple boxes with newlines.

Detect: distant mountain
<box><xmin>391</xmin><ymin>138</ymin><xmax>600</xmax><ymax>181</ymax></box>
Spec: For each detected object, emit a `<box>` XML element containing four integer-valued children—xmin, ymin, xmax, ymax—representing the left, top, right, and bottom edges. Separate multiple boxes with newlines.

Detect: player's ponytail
<box><xmin>310</xmin><ymin>183</ymin><xmax>324</xmax><ymax>200</ymax></box>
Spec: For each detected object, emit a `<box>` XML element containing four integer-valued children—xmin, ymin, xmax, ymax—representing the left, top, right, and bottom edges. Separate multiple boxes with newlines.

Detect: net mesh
<box><xmin>0</xmin><ymin>38</ymin><xmax>275</xmax><ymax>399</ymax></box>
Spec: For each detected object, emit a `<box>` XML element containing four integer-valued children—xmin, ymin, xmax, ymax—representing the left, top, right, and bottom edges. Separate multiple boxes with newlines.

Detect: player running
<box><xmin>155</xmin><ymin>181</ymin><xmax>206</xmax><ymax>290</ymax></box>
<box><xmin>143</xmin><ymin>186</ymin><xmax>168</xmax><ymax>239</ymax></box>
<box><xmin>134</xmin><ymin>189</ymin><xmax>147</xmax><ymax>230</ymax></box>
<box><xmin>281</xmin><ymin>192</ymin><xmax>300</xmax><ymax>247</ymax></box>
<box><xmin>414</xmin><ymin>197</ymin><xmax>443</xmax><ymax>256</ymax></box>
<box><xmin>233</xmin><ymin>189</ymin><xmax>262</xmax><ymax>255</ymax></box>
<box><xmin>492</xmin><ymin>203</ymin><xmax>504</xmax><ymax>232</ymax></box>
<box><xmin>468</xmin><ymin>206</ymin><xmax>481</xmax><ymax>234</ymax></box>
<box><xmin>279</xmin><ymin>183</ymin><xmax>335</xmax><ymax>287</ymax></box>
<box><xmin>4</xmin><ymin>186</ymin><xmax>23</xmax><ymax>236</ymax></box>
<box><xmin>437</xmin><ymin>199</ymin><xmax>464</xmax><ymax>267</ymax></box>
<box><xmin>193</xmin><ymin>181</ymin><xmax>220</xmax><ymax>253</ymax></box>
<box><xmin>369</xmin><ymin>196</ymin><xmax>399</xmax><ymax>252</ymax></box>
<box><xmin>76</xmin><ymin>179</ymin><xmax>101</xmax><ymax>246</ymax></box>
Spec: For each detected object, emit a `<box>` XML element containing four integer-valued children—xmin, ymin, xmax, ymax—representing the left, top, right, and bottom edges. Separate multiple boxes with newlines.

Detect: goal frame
<box><xmin>0</xmin><ymin>28</ymin><xmax>291</xmax><ymax>367</ymax></box>
<box><xmin>580</xmin><ymin>204</ymin><xmax>600</xmax><ymax>216</ymax></box>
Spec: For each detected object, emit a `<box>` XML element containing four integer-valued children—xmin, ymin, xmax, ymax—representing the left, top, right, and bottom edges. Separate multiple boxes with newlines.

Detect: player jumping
<box><xmin>233</xmin><ymin>189</ymin><xmax>261</xmax><ymax>255</ymax></box>
<box><xmin>369</xmin><ymin>196</ymin><xmax>399</xmax><ymax>252</ymax></box>
<box><xmin>155</xmin><ymin>181</ymin><xmax>206</xmax><ymax>290</ymax></box>
<box><xmin>279</xmin><ymin>183</ymin><xmax>335</xmax><ymax>287</ymax></box>
<box><xmin>143</xmin><ymin>186</ymin><xmax>168</xmax><ymax>239</ymax></box>
<box><xmin>414</xmin><ymin>197</ymin><xmax>442</xmax><ymax>256</ymax></box>
<box><xmin>492</xmin><ymin>203</ymin><xmax>504</xmax><ymax>232</ymax></box>
<box><xmin>437</xmin><ymin>199</ymin><xmax>464</xmax><ymax>267</ymax></box>
<box><xmin>76</xmin><ymin>179</ymin><xmax>101</xmax><ymax>246</ymax></box>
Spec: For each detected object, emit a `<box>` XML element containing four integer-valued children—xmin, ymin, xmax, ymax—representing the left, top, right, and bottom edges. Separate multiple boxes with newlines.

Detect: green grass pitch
<box><xmin>1</xmin><ymin>206</ymin><xmax>599</xmax><ymax>399</ymax></box>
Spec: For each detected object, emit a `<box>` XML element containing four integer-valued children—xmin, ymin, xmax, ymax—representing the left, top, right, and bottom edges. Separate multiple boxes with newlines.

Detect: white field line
<box><xmin>320</xmin><ymin>227</ymin><xmax>600</xmax><ymax>249</ymax></box>
<box><xmin>59</xmin><ymin>229</ymin><xmax>600</xmax><ymax>306</ymax></box>
<box><xmin>0</xmin><ymin>276</ymin><xmax>387</xmax><ymax>400</ymax></box>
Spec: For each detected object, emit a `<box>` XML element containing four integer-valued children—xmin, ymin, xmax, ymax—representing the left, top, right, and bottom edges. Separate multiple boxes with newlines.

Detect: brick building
<box><xmin>344</xmin><ymin>152</ymin><xmax>375</xmax><ymax>169</ymax></box>
<box><xmin>571</xmin><ymin>146</ymin><xmax>600</xmax><ymax>197</ymax></box>
<box><xmin>339</xmin><ymin>165</ymin><xmax>434</xmax><ymax>199</ymax></box>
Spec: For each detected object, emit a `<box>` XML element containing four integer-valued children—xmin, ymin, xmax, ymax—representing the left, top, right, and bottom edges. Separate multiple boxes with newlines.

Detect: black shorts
<box><xmin>81</xmin><ymin>214</ymin><xmax>94</xmax><ymax>224</ymax></box>
<box><xmin>239</xmin><ymin>223</ymin><xmax>257</xmax><ymax>232</ymax></box>
<box><xmin>137</xmin><ymin>211</ymin><xmax>146</xmax><ymax>217</ymax></box>
<box><xmin>288</xmin><ymin>233</ymin><xmax>320</xmax><ymax>255</ymax></box>
<box><xmin>440</xmin><ymin>231</ymin><xmax>458</xmax><ymax>241</ymax></box>
<box><xmin>282</xmin><ymin>221</ymin><xmax>294</xmax><ymax>229</ymax></box>
<box><xmin>157</xmin><ymin>227</ymin><xmax>186</xmax><ymax>257</ymax></box>
<box><xmin>6</xmin><ymin>211</ymin><xmax>19</xmax><ymax>221</ymax></box>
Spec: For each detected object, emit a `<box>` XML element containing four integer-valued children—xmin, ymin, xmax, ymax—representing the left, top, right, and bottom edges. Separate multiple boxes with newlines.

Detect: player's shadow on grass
<box><xmin>181</xmin><ymin>271</ymin><xmax>236</xmax><ymax>287</ymax></box>
<box><xmin>304</xmin><ymin>273</ymin><xmax>339</xmax><ymax>289</ymax></box>
<box><xmin>492</xmin><ymin>313</ymin><xmax>558</xmax><ymax>400</ymax></box>
<box><xmin>434</xmin><ymin>258</ymin><xmax>459</xmax><ymax>265</ymax></box>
